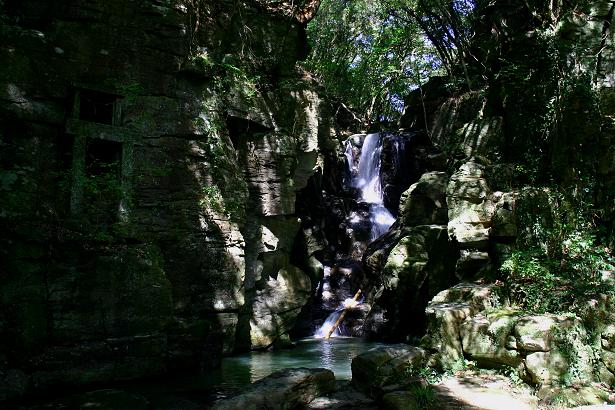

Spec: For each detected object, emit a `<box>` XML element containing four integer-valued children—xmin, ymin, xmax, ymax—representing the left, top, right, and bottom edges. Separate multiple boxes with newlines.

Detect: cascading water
<box><xmin>352</xmin><ymin>133</ymin><xmax>396</xmax><ymax>240</ymax></box>
<box><xmin>313</xmin><ymin>133</ymin><xmax>397</xmax><ymax>338</ymax></box>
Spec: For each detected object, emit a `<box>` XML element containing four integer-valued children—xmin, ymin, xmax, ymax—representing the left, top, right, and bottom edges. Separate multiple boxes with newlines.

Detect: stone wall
<box><xmin>0</xmin><ymin>0</ymin><xmax>337</xmax><ymax>398</ymax></box>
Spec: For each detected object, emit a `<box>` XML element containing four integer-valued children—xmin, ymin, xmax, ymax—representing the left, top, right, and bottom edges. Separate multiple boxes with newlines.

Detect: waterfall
<box><xmin>311</xmin><ymin>133</ymin><xmax>400</xmax><ymax>339</ymax></box>
<box><xmin>314</xmin><ymin>310</ymin><xmax>343</xmax><ymax>338</ymax></box>
<box><xmin>352</xmin><ymin>133</ymin><xmax>395</xmax><ymax>240</ymax></box>
<box><xmin>314</xmin><ymin>296</ymin><xmax>363</xmax><ymax>339</ymax></box>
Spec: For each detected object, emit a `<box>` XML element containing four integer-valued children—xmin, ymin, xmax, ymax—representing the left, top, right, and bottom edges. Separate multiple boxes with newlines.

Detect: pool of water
<box><xmin>7</xmin><ymin>338</ymin><xmax>385</xmax><ymax>408</ymax></box>
<box><xmin>211</xmin><ymin>337</ymin><xmax>384</xmax><ymax>391</ymax></box>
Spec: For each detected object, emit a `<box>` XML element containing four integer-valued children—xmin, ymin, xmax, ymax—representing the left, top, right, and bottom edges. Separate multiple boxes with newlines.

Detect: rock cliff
<box><xmin>0</xmin><ymin>0</ymin><xmax>337</xmax><ymax>397</ymax></box>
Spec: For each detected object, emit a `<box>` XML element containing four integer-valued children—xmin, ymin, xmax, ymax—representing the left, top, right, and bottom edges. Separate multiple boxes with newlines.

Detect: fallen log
<box><xmin>325</xmin><ymin>289</ymin><xmax>362</xmax><ymax>339</ymax></box>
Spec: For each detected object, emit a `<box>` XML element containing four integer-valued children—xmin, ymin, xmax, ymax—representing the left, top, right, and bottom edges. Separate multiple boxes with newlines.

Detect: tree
<box><xmin>305</xmin><ymin>0</ymin><xmax>444</xmax><ymax>124</ymax></box>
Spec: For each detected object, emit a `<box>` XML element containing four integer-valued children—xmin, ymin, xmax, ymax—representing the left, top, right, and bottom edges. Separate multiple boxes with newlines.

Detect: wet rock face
<box><xmin>0</xmin><ymin>0</ymin><xmax>334</xmax><ymax>394</ymax></box>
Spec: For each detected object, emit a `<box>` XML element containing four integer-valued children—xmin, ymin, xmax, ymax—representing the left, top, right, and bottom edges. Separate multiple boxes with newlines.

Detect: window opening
<box><xmin>78</xmin><ymin>89</ymin><xmax>118</xmax><ymax>125</ymax></box>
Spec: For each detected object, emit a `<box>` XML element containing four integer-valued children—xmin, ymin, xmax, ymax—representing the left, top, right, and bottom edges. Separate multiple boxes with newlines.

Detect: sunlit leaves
<box><xmin>305</xmin><ymin>0</ymin><xmax>443</xmax><ymax>123</ymax></box>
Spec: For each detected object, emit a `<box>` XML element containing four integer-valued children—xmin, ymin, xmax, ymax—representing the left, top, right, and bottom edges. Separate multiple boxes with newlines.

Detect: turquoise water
<box><xmin>136</xmin><ymin>337</ymin><xmax>385</xmax><ymax>405</ymax></box>
<box><xmin>210</xmin><ymin>337</ymin><xmax>384</xmax><ymax>391</ymax></box>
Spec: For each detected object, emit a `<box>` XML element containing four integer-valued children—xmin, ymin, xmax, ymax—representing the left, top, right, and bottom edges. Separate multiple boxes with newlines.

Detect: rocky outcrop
<box><xmin>367</xmin><ymin>225</ymin><xmax>457</xmax><ymax>340</ymax></box>
<box><xmin>398</xmin><ymin>171</ymin><xmax>448</xmax><ymax>226</ymax></box>
<box><xmin>250</xmin><ymin>266</ymin><xmax>311</xmax><ymax>348</ymax></box>
<box><xmin>213</xmin><ymin>368</ymin><xmax>336</xmax><ymax>410</ymax></box>
<box><xmin>422</xmin><ymin>283</ymin><xmax>609</xmax><ymax>388</ymax></box>
<box><xmin>362</xmin><ymin>167</ymin><xmax>458</xmax><ymax>340</ymax></box>
<box><xmin>447</xmin><ymin>161</ymin><xmax>494</xmax><ymax>251</ymax></box>
<box><xmin>351</xmin><ymin>345</ymin><xmax>426</xmax><ymax>398</ymax></box>
<box><xmin>0</xmin><ymin>0</ymin><xmax>339</xmax><ymax>396</ymax></box>
<box><xmin>421</xmin><ymin>283</ymin><xmax>502</xmax><ymax>368</ymax></box>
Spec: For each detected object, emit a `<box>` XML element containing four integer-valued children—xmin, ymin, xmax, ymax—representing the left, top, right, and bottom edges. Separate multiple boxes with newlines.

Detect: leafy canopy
<box><xmin>305</xmin><ymin>0</ymin><xmax>449</xmax><ymax>124</ymax></box>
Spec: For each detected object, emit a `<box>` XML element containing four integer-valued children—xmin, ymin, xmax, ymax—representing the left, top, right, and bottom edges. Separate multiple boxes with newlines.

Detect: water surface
<box><xmin>209</xmin><ymin>337</ymin><xmax>384</xmax><ymax>393</ymax></box>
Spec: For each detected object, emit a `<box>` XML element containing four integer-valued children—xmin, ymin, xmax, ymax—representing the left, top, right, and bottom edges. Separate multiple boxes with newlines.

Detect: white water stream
<box><xmin>352</xmin><ymin>133</ymin><xmax>396</xmax><ymax>240</ymax></box>
<box><xmin>314</xmin><ymin>133</ymin><xmax>397</xmax><ymax>338</ymax></box>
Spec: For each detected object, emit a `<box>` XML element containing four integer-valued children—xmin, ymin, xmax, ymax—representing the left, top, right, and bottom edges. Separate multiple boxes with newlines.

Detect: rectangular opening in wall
<box><xmin>78</xmin><ymin>89</ymin><xmax>118</xmax><ymax>125</ymax></box>
<box><xmin>83</xmin><ymin>138</ymin><xmax>122</xmax><ymax>225</ymax></box>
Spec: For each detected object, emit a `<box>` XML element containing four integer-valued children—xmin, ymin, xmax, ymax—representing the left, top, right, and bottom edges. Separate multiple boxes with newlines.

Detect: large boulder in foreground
<box><xmin>213</xmin><ymin>368</ymin><xmax>335</xmax><ymax>410</ymax></box>
<box><xmin>352</xmin><ymin>345</ymin><xmax>426</xmax><ymax>398</ymax></box>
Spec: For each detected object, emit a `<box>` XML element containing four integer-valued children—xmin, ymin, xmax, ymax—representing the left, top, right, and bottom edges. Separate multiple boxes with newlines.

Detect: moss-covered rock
<box><xmin>351</xmin><ymin>345</ymin><xmax>426</xmax><ymax>398</ymax></box>
<box><xmin>460</xmin><ymin>311</ymin><xmax>522</xmax><ymax>368</ymax></box>
<box><xmin>398</xmin><ymin>172</ymin><xmax>449</xmax><ymax>226</ymax></box>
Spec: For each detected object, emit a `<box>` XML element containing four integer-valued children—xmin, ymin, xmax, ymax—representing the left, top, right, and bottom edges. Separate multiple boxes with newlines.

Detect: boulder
<box><xmin>250</xmin><ymin>266</ymin><xmax>312</xmax><ymax>348</ymax></box>
<box><xmin>213</xmin><ymin>368</ymin><xmax>335</xmax><ymax>410</ymax></box>
<box><xmin>602</xmin><ymin>323</ymin><xmax>615</xmax><ymax>351</ymax></box>
<box><xmin>307</xmin><ymin>381</ymin><xmax>376</xmax><ymax>410</ymax></box>
<box><xmin>599</xmin><ymin>361</ymin><xmax>615</xmax><ymax>386</ymax></box>
<box><xmin>429</xmin><ymin>283</ymin><xmax>502</xmax><ymax>312</ymax></box>
<box><xmin>352</xmin><ymin>345</ymin><xmax>426</xmax><ymax>398</ymax></box>
<box><xmin>602</xmin><ymin>350</ymin><xmax>615</xmax><ymax>374</ymax></box>
<box><xmin>382</xmin><ymin>389</ymin><xmax>427</xmax><ymax>410</ymax></box>
<box><xmin>459</xmin><ymin>311</ymin><xmax>522</xmax><ymax>368</ymax></box>
<box><xmin>513</xmin><ymin>314</ymin><xmax>581</xmax><ymax>352</ymax></box>
<box><xmin>519</xmin><ymin>315</ymin><xmax>594</xmax><ymax>385</ymax></box>
<box><xmin>447</xmin><ymin>161</ymin><xmax>496</xmax><ymax>251</ymax></box>
<box><xmin>422</xmin><ymin>283</ymin><xmax>503</xmax><ymax>368</ymax></box>
<box><xmin>399</xmin><ymin>172</ymin><xmax>449</xmax><ymax>226</ymax></box>
<box><xmin>423</xmin><ymin>302</ymin><xmax>473</xmax><ymax>368</ymax></box>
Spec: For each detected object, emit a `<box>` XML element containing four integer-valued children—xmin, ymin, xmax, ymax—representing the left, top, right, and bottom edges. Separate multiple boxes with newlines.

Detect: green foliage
<box><xmin>116</xmin><ymin>80</ymin><xmax>144</xmax><ymax>105</ymax></box>
<box><xmin>214</xmin><ymin>62</ymin><xmax>261</xmax><ymax>100</ymax></box>
<box><xmin>501</xmin><ymin>188</ymin><xmax>615</xmax><ymax>314</ymax></box>
<box><xmin>194</xmin><ymin>115</ymin><xmax>247</xmax><ymax>223</ymax></box>
<box><xmin>305</xmin><ymin>0</ymin><xmax>444</xmax><ymax>123</ymax></box>
<box><xmin>189</xmin><ymin>50</ymin><xmax>214</xmax><ymax>72</ymax></box>
<box><xmin>415</xmin><ymin>366</ymin><xmax>443</xmax><ymax>384</ymax></box>
<box><xmin>499</xmin><ymin>365</ymin><xmax>524</xmax><ymax>387</ymax></box>
<box><xmin>408</xmin><ymin>383</ymin><xmax>435</xmax><ymax>409</ymax></box>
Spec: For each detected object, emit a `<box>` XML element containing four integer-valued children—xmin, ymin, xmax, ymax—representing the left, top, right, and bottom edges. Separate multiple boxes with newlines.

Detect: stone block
<box><xmin>460</xmin><ymin>312</ymin><xmax>521</xmax><ymax>368</ymax></box>
<box><xmin>352</xmin><ymin>345</ymin><xmax>426</xmax><ymax>398</ymax></box>
<box><xmin>399</xmin><ymin>171</ymin><xmax>448</xmax><ymax>226</ymax></box>
<box><xmin>213</xmin><ymin>368</ymin><xmax>335</xmax><ymax>410</ymax></box>
<box><xmin>250</xmin><ymin>266</ymin><xmax>311</xmax><ymax>348</ymax></box>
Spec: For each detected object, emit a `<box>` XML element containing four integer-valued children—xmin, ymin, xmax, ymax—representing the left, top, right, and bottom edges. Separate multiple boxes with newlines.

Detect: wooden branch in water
<box><xmin>325</xmin><ymin>289</ymin><xmax>362</xmax><ymax>340</ymax></box>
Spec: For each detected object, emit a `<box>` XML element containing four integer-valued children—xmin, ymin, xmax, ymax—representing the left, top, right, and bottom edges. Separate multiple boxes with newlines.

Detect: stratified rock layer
<box><xmin>0</xmin><ymin>0</ymin><xmax>339</xmax><ymax>395</ymax></box>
